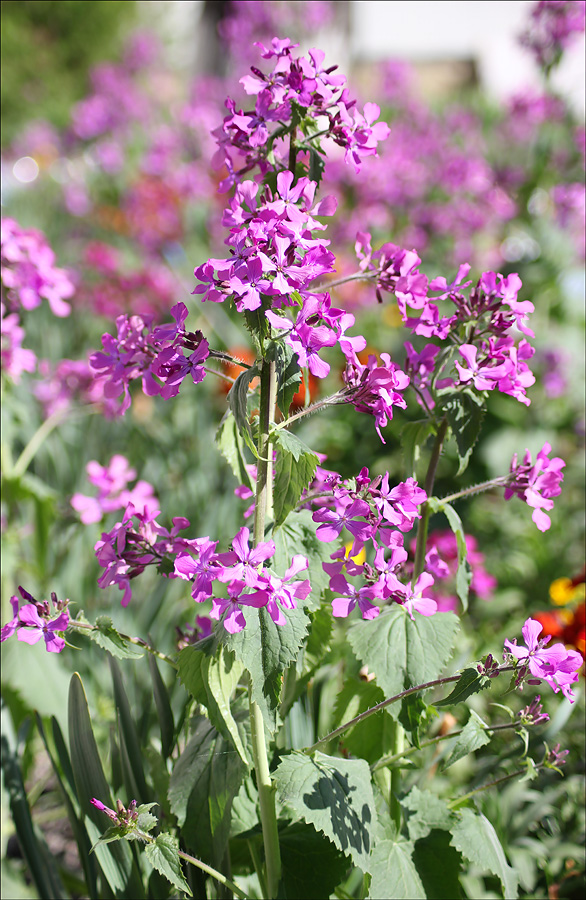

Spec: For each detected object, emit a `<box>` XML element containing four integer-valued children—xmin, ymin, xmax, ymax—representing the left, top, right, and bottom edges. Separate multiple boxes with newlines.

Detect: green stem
<box><xmin>372</xmin><ymin>721</ymin><xmax>520</xmax><ymax>772</ymax></box>
<box><xmin>304</xmin><ymin>666</ymin><xmax>516</xmax><ymax>755</ymax></box>
<box><xmin>439</xmin><ymin>475</ymin><xmax>511</xmax><ymax>505</ymax></box>
<box><xmin>273</xmin><ymin>394</ymin><xmax>340</xmax><ymax>430</ymax></box>
<box><xmin>413</xmin><ymin>418</ymin><xmax>449</xmax><ymax>581</ymax></box>
<box><xmin>389</xmin><ymin>720</ymin><xmax>404</xmax><ymax>830</ymax></box>
<box><xmin>249</xmin><ymin>357</ymin><xmax>281</xmax><ymax>898</ymax></box>
<box><xmin>247</xmin><ymin>838</ymin><xmax>268</xmax><ymax>898</ymax></box>
<box><xmin>249</xmin><ymin>689</ymin><xmax>281</xmax><ymax>898</ymax></box>
<box><xmin>313</xmin><ymin>271</ymin><xmax>376</xmax><ymax>292</ymax></box>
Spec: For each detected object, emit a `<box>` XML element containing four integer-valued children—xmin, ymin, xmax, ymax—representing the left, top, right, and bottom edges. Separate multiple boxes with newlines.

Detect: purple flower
<box><xmin>258</xmin><ymin>555</ymin><xmax>311</xmax><ymax>625</ymax></box>
<box><xmin>504</xmin><ymin>617</ymin><xmax>583</xmax><ymax>701</ymax></box>
<box><xmin>385</xmin><ymin>573</ymin><xmax>438</xmax><ymax>620</ymax></box>
<box><xmin>505</xmin><ymin>443</ymin><xmax>565</xmax><ymax>531</ymax></box>
<box><xmin>211</xmin><ymin>580</ymin><xmax>268</xmax><ymax>633</ymax></box>
<box><xmin>216</xmin><ymin>526</ymin><xmax>275</xmax><ymax>587</ymax></box>
<box><xmin>329</xmin><ymin>574</ymin><xmax>381</xmax><ymax>620</ymax></box>
<box><xmin>1</xmin><ymin>587</ymin><xmax>70</xmax><ymax>653</ymax></box>
<box><xmin>342</xmin><ymin>353</ymin><xmax>409</xmax><ymax>442</ymax></box>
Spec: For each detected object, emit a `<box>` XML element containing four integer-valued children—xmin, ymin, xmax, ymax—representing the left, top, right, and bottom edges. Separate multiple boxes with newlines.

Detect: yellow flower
<box><xmin>549</xmin><ymin>577</ymin><xmax>579</xmax><ymax>606</ymax></box>
<box><xmin>344</xmin><ymin>542</ymin><xmax>366</xmax><ymax>565</ymax></box>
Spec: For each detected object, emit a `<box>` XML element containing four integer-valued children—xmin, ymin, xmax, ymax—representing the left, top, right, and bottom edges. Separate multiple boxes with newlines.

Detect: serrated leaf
<box><xmin>145</xmin><ymin>833</ymin><xmax>192</xmax><ymax>897</ymax></box>
<box><xmin>279</xmin><ymin>820</ymin><xmax>350</xmax><ymax>899</ymax></box>
<box><xmin>220</xmin><ymin>605</ymin><xmax>311</xmax><ymax>731</ymax></box>
<box><xmin>435</xmin><ymin>667</ymin><xmax>491</xmax><ymax>707</ymax></box>
<box><xmin>403</xmin><ymin>786</ymin><xmax>454</xmax><ymax>841</ymax></box>
<box><xmin>439</xmin><ymin>388</ymin><xmax>485</xmax><ymax>475</ymax></box>
<box><xmin>272</xmin><ymin>509</ymin><xmax>331</xmax><ymax>606</ymax></box>
<box><xmin>168</xmin><ymin>715</ymin><xmax>246</xmax><ymax>865</ymax></box>
<box><xmin>442</xmin><ymin>710</ymin><xmax>490</xmax><ymax>770</ymax></box>
<box><xmin>87</xmin><ymin>616</ymin><xmax>144</xmax><ymax>659</ymax></box>
<box><xmin>368</xmin><ymin>835</ymin><xmax>426</xmax><ymax>899</ymax></box>
<box><xmin>413</xmin><ymin>829</ymin><xmax>462</xmax><ymax>899</ymax></box>
<box><xmin>348</xmin><ymin>606</ymin><xmax>460</xmax><ymax>705</ymax></box>
<box><xmin>401</xmin><ymin>420</ymin><xmax>434</xmax><ymax>478</ymax></box>
<box><xmin>273</xmin><ymin>430</ymin><xmax>318</xmax><ymax>526</ymax></box>
<box><xmin>275</xmin><ymin>750</ymin><xmax>376</xmax><ymax>871</ymax></box>
<box><xmin>90</xmin><ymin>825</ymin><xmax>127</xmax><ymax>850</ymax></box>
<box><xmin>216</xmin><ymin>411</ymin><xmax>253</xmax><ymax>489</ymax></box>
<box><xmin>450</xmin><ymin>809</ymin><xmax>519</xmax><ymax>899</ymax></box>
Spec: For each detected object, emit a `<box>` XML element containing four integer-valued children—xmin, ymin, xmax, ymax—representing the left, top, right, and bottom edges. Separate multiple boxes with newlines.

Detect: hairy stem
<box><xmin>304</xmin><ymin>666</ymin><xmax>516</xmax><ymax>755</ymax></box>
<box><xmin>250</xmin><ymin>357</ymin><xmax>281</xmax><ymax>897</ymax></box>
<box><xmin>69</xmin><ymin>621</ymin><xmax>178</xmax><ymax>668</ymax></box>
<box><xmin>413</xmin><ymin>417</ymin><xmax>449</xmax><ymax>581</ymax></box>
<box><xmin>447</xmin><ymin>765</ymin><xmax>542</xmax><ymax>809</ymax></box>
<box><xmin>439</xmin><ymin>474</ymin><xmax>511</xmax><ymax>505</ymax></box>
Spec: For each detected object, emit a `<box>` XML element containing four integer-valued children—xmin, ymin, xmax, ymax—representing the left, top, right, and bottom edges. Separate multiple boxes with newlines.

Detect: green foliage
<box><xmin>275</xmin><ymin>750</ymin><xmax>376</xmax><ymax>871</ymax></box>
<box><xmin>450</xmin><ymin>809</ymin><xmax>519</xmax><ymax>899</ymax></box>
<box><xmin>1</xmin><ymin>0</ymin><xmax>137</xmax><ymax>145</ymax></box>
<box><xmin>272</xmin><ymin>429</ymin><xmax>318</xmax><ymax>526</ymax></box>
<box><xmin>427</xmin><ymin>499</ymin><xmax>473</xmax><ymax>609</ymax></box>
<box><xmin>442</xmin><ymin>709</ymin><xmax>491</xmax><ymax>770</ymax></box>
<box><xmin>144</xmin><ymin>834</ymin><xmax>192</xmax><ymax>897</ymax></box>
<box><xmin>348</xmin><ymin>606</ymin><xmax>460</xmax><ymax>705</ymax></box>
<box><xmin>168</xmin><ymin>714</ymin><xmax>247</xmax><ymax>864</ymax></box>
<box><xmin>278</xmin><ymin>821</ymin><xmax>350</xmax><ymax>899</ymax></box>
<box><xmin>438</xmin><ymin>388</ymin><xmax>486</xmax><ymax>475</ymax></box>
<box><xmin>435</xmin><ymin>666</ymin><xmax>492</xmax><ymax>707</ymax></box>
<box><xmin>368</xmin><ymin>832</ymin><xmax>426</xmax><ymax>899</ymax></box>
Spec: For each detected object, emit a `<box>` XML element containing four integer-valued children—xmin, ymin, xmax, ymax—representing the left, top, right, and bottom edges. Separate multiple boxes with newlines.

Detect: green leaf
<box><xmin>348</xmin><ymin>607</ymin><xmax>460</xmax><ymax>707</ymax></box>
<box><xmin>220</xmin><ymin>605</ymin><xmax>310</xmax><ymax>730</ymax></box>
<box><xmin>272</xmin><ymin>341</ymin><xmax>302</xmax><ymax>415</ymax></box>
<box><xmin>413</xmin><ymin>829</ymin><xmax>463</xmax><ymax>900</ymax></box>
<box><xmin>442</xmin><ymin>710</ymin><xmax>491</xmax><ymax>770</ymax></box>
<box><xmin>272</xmin><ymin>509</ymin><xmax>331</xmax><ymax>606</ymax></box>
<box><xmin>273</xmin><ymin>430</ymin><xmax>318</xmax><ymax>526</ymax></box>
<box><xmin>275</xmin><ymin>750</ymin><xmax>376</xmax><ymax>871</ymax></box>
<box><xmin>148</xmin><ymin>654</ymin><xmax>175</xmax><ymax>759</ymax></box>
<box><xmin>145</xmin><ymin>833</ymin><xmax>192</xmax><ymax>897</ymax></box>
<box><xmin>227</xmin><ymin>365</ymin><xmax>260</xmax><ymax>456</ymax></box>
<box><xmin>177</xmin><ymin>644</ymin><xmax>249</xmax><ymax>765</ymax></box>
<box><xmin>1</xmin><ymin>734</ymin><xmax>65</xmax><ymax>900</ymax></box>
<box><xmin>168</xmin><ymin>715</ymin><xmax>246</xmax><ymax>865</ymax></box>
<box><xmin>434</xmin><ymin>667</ymin><xmax>491</xmax><ymax>708</ymax></box>
<box><xmin>68</xmin><ymin>673</ymin><xmax>143</xmax><ymax>897</ymax></box>
<box><xmin>331</xmin><ymin>677</ymin><xmax>392</xmax><ymax>763</ymax></box>
<box><xmin>229</xmin><ymin>775</ymin><xmax>260</xmax><ymax>838</ymax></box>
<box><xmin>279</xmin><ymin>820</ymin><xmax>350</xmax><ymax>899</ymax></box>
<box><xmin>90</xmin><ymin>825</ymin><xmax>127</xmax><ymax>850</ymax></box>
<box><xmin>216</xmin><ymin>411</ymin><xmax>253</xmax><ymax>489</ymax></box>
<box><xmin>403</xmin><ymin>787</ymin><xmax>454</xmax><ymax>841</ymax></box>
<box><xmin>368</xmin><ymin>835</ymin><xmax>426</xmax><ymax>899</ymax></box>
<box><xmin>450</xmin><ymin>809</ymin><xmax>519</xmax><ymax>899</ymax></box>
<box><xmin>439</xmin><ymin>388</ymin><xmax>485</xmax><ymax>475</ymax></box>
<box><xmin>86</xmin><ymin>615</ymin><xmax>144</xmax><ymax>659</ymax></box>
<box><xmin>401</xmin><ymin>420</ymin><xmax>434</xmax><ymax>478</ymax></box>
<box><xmin>109</xmin><ymin>657</ymin><xmax>149</xmax><ymax>803</ymax></box>
<box><xmin>398</xmin><ymin>694</ymin><xmax>438</xmax><ymax>750</ymax></box>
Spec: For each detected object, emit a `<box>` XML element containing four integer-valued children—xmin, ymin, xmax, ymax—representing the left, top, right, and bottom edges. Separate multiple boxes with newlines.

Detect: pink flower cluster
<box><xmin>520</xmin><ymin>0</ymin><xmax>586</xmax><ymax>71</ymax></box>
<box><xmin>32</xmin><ymin>358</ymin><xmax>115</xmax><ymax>419</ymax></box>
<box><xmin>82</xmin><ymin>242</ymin><xmax>178</xmax><ymax>319</ymax></box>
<box><xmin>505</xmin><ymin>442</ymin><xmax>565</xmax><ymax>531</ymax></box>
<box><xmin>1</xmin><ymin>302</ymin><xmax>36</xmax><ymax>383</ymax></box>
<box><xmin>302</xmin><ymin>467</ymin><xmax>436</xmax><ymax>621</ymax></box>
<box><xmin>71</xmin><ymin>454</ymin><xmax>158</xmax><ymax>525</ymax></box>
<box><xmin>1</xmin><ymin>218</ymin><xmax>74</xmax><ymax>318</ymax></box>
<box><xmin>1</xmin><ymin>586</ymin><xmax>69</xmax><ymax>654</ymax></box>
<box><xmin>95</xmin><ymin>505</ymin><xmax>200</xmax><ymax>607</ymax></box>
<box><xmin>356</xmin><ymin>237</ymin><xmax>537</xmax><ymax>409</ymax></box>
<box><xmin>213</xmin><ymin>37</ymin><xmax>389</xmax><ymax>191</ymax></box>
<box><xmin>89</xmin><ymin>302</ymin><xmax>209</xmax><ymax>415</ymax></box>
<box><xmin>408</xmin><ymin>530</ymin><xmax>497</xmax><ymax>613</ymax></box>
<box><xmin>504</xmin><ymin>617</ymin><xmax>583</xmax><ymax>701</ymax></box>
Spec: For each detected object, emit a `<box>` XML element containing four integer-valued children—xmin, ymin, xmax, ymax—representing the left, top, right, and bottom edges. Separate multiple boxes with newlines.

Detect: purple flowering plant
<box><xmin>1</xmin><ymin>9</ymin><xmax>584</xmax><ymax>899</ymax></box>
